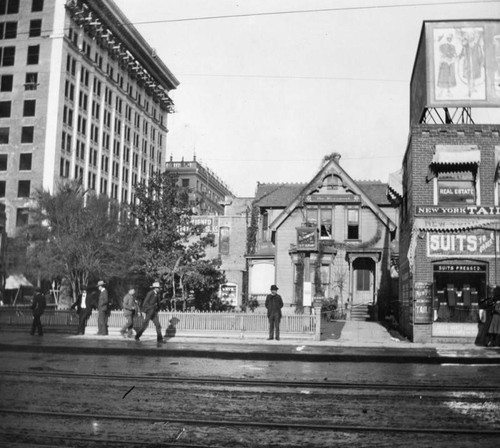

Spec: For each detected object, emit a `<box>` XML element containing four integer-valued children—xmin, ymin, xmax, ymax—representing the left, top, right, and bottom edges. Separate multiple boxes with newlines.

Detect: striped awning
<box><xmin>431</xmin><ymin>145</ymin><xmax>480</xmax><ymax>165</ymax></box>
<box><xmin>387</xmin><ymin>168</ymin><xmax>403</xmax><ymax>199</ymax></box>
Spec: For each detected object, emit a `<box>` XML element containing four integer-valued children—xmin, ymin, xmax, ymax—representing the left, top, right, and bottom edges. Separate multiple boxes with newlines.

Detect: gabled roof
<box><xmin>254</xmin><ymin>183</ymin><xmax>305</xmax><ymax>208</ymax></box>
<box><xmin>267</xmin><ymin>159</ymin><xmax>396</xmax><ymax>232</ymax></box>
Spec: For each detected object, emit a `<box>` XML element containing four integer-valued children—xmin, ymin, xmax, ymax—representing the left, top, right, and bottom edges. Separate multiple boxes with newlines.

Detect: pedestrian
<box><xmin>30</xmin><ymin>286</ymin><xmax>46</xmax><ymax>336</ymax></box>
<box><xmin>487</xmin><ymin>299</ymin><xmax>500</xmax><ymax>347</ymax></box>
<box><xmin>135</xmin><ymin>281</ymin><xmax>166</xmax><ymax>343</ymax></box>
<box><xmin>71</xmin><ymin>285</ymin><xmax>96</xmax><ymax>335</ymax></box>
<box><xmin>97</xmin><ymin>280</ymin><xmax>110</xmax><ymax>335</ymax></box>
<box><xmin>265</xmin><ymin>284</ymin><xmax>283</xmax><ymax>341</ymax></box>
<box><xmin>120</xmin><ymin>287</ymin><xmax>138</xmax><ymax>338</ymax></box>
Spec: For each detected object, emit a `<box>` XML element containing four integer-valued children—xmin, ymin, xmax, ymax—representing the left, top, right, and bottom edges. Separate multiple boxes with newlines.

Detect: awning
<box><xmin>431</xmin><ymin>145</ymin><xmax>480</xmax><ymax>165</ymax></box>
<box><xmin>5</xmin><ymin>274</ymin><xmax>33</xmax><ymax>290</ymax></box>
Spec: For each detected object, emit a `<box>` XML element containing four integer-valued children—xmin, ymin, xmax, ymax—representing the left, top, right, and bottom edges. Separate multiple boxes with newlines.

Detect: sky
<box><xmin>114</xmin><ymin>0</ymin><xmax>500</xmax><ymax>197</ymax></box>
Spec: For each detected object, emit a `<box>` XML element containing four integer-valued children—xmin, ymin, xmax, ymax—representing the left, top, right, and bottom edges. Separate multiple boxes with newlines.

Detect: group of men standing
<box><xmin>31</xmin><ymin>282</ymin><xmax>284</xmax><ymax>343</ymax></box>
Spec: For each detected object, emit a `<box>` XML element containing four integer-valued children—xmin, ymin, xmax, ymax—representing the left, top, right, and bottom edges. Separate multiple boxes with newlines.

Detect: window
<box><xmin>0</xmin><ymin>180</ymin><xmax>5</xmax><ymax>198</ymax></box>
<box><xmin>219</xmin><ymin>226</ymin><xmax>230</xmax><ymax>255</ymax></box>
<box><xmin>182</xmin><ymin>178</ymin><xmax>190</xmax><ymax>188</ymax></box>
<box><xmin>0</xmin><ymin>73</ymin><xmax>12</xmax><ymax>91</ymax></box>
<box><xmin>356</xmin><ymin>269</ymin><xmax>371</xmax><ymax>291</ymax></box>
<box><xmin>0</xmin><ymin>153</ymin><xmax>6</xmax><ymax>169</ymax></box>
<box><xmin>25</xmin><ymin>72</ymin><xmax>38</xmax><ymax>90</ymax></box>
<box><xmin>0</xmin><ymin>46</ymin><xmax>15</xmax><ymax>66</ymax></box>
<box><xmin>29</xmin><ymin>19</ymin><xmax>41</xmax><ymax>37</ymax></box>
<box><xmin>0</xmin><ymin>127</ymin><xmax>8</xmax><ymax>143</ymax></box>
<box><xmin>0</xmin><ymin>100</ymin><xmax>11</xmax><ymax>117</ymax></box>
<box><xmin>0</xmin><ymin>21</ymin><xmax>17</xmax><ymax>39</ymax></box>
<box><xmin>17</xmin><ymin>180</ymin><xmax>30</xmax><ymax>197</ymax></box>
<box><xmin>16</xmin><ymin>207</ymin><xmax>29</xmax><ymax>228</ymax></box>
<box><xmin>21</xmin><ymin>126</ymin><xmax>34</xmax><ymax>143</ymax></box>
<box><xmin>347</xmin><ymin>208</ymin><xmax>359</xmax><ymax>240</ymax></box>
<box><xmin>19</xmin><ymin>153</ymin><xmax>32</xmax><ymax>170</ymax></box>
<box><xmin>31</xmin><ymin>0</ymin><xmax>44</xmax><ymax>12</ymax></box>
<box><xmin>0</xmin><ymin>0</ymin><xmax>20</xmax><ymax>15</ymax></box>
<box><xmin>306</xmin><ymin>207</ymin><xmax>318</xmax><ymax>226</ymax></box>
<box><xmin>320</xmin><ymin>208</ymin><xmax>332</xmax><ymax>239</ymax></box>
<box><xmin>437</xmin><ymin>171</ymin><xmax>476</xmax><ymax>205</ymax></box>
<box><xmin>27</xmin><ymin>45</ymin><xmax>40</xmax><ymax>64</ymax></box>
<box><xmin>23</xmin><ymin>99</ymin><xmax>35</xmax><ymax>117</ymax></box>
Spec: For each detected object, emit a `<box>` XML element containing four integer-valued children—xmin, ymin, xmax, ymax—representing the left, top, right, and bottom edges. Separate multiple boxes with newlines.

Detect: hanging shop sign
<box><xmin>413</xmin><ymin>282</ymin><xmax>433</xmax><ymax>324</ymax></box>
<box><xmin>416</xmin><ymin>205</ymin><xmax>500</xmax><ymax>216</ymax></box>
<box><xmin>427</xmin><ymin>229</ymin><xmax>500</xmax><ymax>258</ymax></box>
<box><xmin>297</xmin><ymin>227</ymin><xmax>317</xmax><ymax>250</ymax></box>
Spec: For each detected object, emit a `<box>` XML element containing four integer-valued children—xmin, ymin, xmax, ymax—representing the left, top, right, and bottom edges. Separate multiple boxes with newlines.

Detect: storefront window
<box><xmin>433</xmin><ymin>264</ymin><xmax>485</xmax><ymax>323</ymax></box>
<box><xmin>437</xmin><ymin>170</ymin><xmax>476</xmax><ymax>204</ymax></box>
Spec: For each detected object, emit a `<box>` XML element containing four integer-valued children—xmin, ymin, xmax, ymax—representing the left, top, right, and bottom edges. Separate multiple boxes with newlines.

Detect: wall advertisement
<box><xmin>427</xmin><ymin>229</ymin><xmax>500</xmax><ymax>258</ymax></box>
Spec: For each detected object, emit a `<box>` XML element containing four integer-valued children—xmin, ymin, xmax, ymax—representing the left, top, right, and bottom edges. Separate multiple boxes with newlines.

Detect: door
<box><xmin>352</xmin><ymin>258</ymin><xmax>375</xmax><ymax>305</ymax></box>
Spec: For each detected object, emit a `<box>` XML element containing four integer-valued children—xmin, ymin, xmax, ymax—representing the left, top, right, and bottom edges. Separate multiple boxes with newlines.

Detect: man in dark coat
<box><xmin>71</xmin><ymin>285</ymin><xmax>97</xmax><ymax>335</ymax></box>
<box><xmin>97</xmin><ymin>280</ymin><xmax>110</xmax><ymax>335</ymax></box>
<box><xmin>30</xmin><ymin>287</ymin><xmax>46</xmax><ymax>336</ymax></box>
<box><xmin>135</xmin><ymin>282</ymin><xmax>165</xmax><ymax>343</ymax></box>
<box><xmin>265</xmin><ymin>284</ymin><xmax>284</xmax><ymax>341</ymax></box>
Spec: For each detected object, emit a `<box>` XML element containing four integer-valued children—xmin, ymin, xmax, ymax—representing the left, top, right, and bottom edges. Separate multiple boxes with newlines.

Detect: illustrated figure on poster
<box><xmin>437</xmin><ymin>33</ymin><xmax>457</xmax><ymax>97</ymax></box>
<box><xmin>459</xmin><ymin>31</ymin><xmax>484</xmax><ymax>98</ymax></box>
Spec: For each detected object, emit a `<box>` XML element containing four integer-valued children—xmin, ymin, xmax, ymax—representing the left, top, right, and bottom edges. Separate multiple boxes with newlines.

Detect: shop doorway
<box><xmin>433</xmin><ymin>263</ymin><xmax>487</xmax><ymax>323</ymax></box>
<box><xmin>352</xmin><ymin>258</ymin><xmax>375</xmax><ymax>305</ymax></box>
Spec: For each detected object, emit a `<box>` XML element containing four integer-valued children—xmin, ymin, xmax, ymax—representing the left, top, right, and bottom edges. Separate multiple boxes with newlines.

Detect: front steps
<box><xmin>350</xmin><ymin>303</ymin><xmax>371</xmax><ymax>321</ymax></box>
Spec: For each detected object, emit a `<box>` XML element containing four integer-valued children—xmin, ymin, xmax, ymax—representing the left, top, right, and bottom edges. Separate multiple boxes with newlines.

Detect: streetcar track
<box><xmin>1</xmin><ymin>369</ymin><xmax>499</xmax><ymax>393</ymax></box>
<box><xmin>1</xmin><ymin>408</ymin><xmax>499</xmax><ymax>436</ymax></box>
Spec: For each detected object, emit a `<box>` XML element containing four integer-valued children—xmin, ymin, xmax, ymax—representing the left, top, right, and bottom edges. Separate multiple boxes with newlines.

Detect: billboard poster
<box><xmin>220</xmin><ymin>283</ymin><xmax>237</xmax><ymax>306</ymax></box>
<box><xmin>426</xmin><ymin>21</ymin><xmax>500</xmax><ymax>107</ymax></box>
<box><xmin>427</xmin><ymin>229</ymin><xmax>500</xmax><ymax>258</ymax></box>
<box><xmin>414</xmin><ymin>282</ymin><xmax>433</xmax><ymax>324</ymax></box>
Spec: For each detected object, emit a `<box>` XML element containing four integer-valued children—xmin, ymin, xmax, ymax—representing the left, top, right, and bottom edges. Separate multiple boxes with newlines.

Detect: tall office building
<box><xmin>0</xmin><ymin>0</ymin><xmax>179</xmax><ymax>235</ymax></box>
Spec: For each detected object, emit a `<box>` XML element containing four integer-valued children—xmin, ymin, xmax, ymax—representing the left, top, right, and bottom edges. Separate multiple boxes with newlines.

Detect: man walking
<box><xmin>30</xmin><ymin>286</ymin><xmax>46</xmax><ymax>336</ymax></box>
<box><xmin>135</xmin><ymin>282</ymin><xmax>166</xmax><ymax>343</ymax></box>
<box><xmin>97</xmin><ymin>280</ymin><xmax>110</xmax><ymax>335</ymax></box>
<box><xmin>120</xmin><ymin>287</ymin><xmax>138</xmax><ymax>338</ymax></box>
<box><xmin>265</xmin><ymin>284</ymin><xmax>283</xmax><ymax>341</ymax></box>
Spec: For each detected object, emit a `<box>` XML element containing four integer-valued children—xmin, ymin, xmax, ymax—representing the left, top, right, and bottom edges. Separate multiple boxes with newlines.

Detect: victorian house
<box><xmin>247</xmin><ymin>154</ymin><xmax>398</xmax><ymax>319</ymax></box>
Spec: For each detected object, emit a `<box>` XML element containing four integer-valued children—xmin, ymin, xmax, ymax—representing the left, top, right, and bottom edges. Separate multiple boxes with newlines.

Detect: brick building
<box><xmin>165</xmin><ymin>156</ymin><xmax>234</xmax><ymax>215</ymax></box>
<box><xmin>191</xmin><ymin>197</ymin><xmax>253</xmax><ymax>309</ymax></box>
<box><xmin>247</xmin><ymin>154</ymin><xmax>397</xmax><ymax>318</ymax></box>
<box><xmin>397</xmin><ymin>20</ymin><xmax>500</xmax><ymax>342</ymax></box>
<box><xmin>0</xmin><ymin>0</ymin><xmax>178</xmax><ymax>235</ymax></box>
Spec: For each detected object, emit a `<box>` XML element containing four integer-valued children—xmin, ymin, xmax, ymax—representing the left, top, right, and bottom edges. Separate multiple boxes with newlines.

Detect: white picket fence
<box><xmin>0</xmin><ymin>307</ymin><xmax>316</xmax><ymax>336</ymax></box>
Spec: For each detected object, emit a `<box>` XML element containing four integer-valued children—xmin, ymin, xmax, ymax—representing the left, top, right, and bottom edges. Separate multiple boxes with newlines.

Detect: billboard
<box><xmin>411</xmin><ymin>20</ymin><xmax>500</xmax><ymax>123</ymax></box>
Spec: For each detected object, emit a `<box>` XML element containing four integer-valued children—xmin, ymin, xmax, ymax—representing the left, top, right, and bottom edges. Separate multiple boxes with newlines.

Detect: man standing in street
<box><xmin>97</xmin><ymin>280</ymin><xmax>109</xmax><ymax>335</ymax></box>
<box><xmin>265</xmin><ymin>284</ymin><xmax>283</xmax><ymax>341</ymax></box>
<box><xmin>135</xmin><ymin>282</ymin><xmax>166</xmax><ymax>343</ymax></box>
<box><xmin>71</xmin><ymin>285</ymin><xmax>96</xmax><ymax>335</ymax></box>
<box><xmin>120</xmin><ymin>286</ymin><xmax>138</xmax><ymax>338</ymax></box>
<box><xmin>30</xmin><ymin>286</ymin><xmax>46</xmax><ymax>336</ymax></box>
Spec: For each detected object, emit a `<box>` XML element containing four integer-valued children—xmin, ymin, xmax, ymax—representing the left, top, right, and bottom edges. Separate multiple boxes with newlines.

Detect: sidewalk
<box><xmin>1</xmin><ymin>321</ymin><xmax>499</xmax><ymax>364</ymax></box>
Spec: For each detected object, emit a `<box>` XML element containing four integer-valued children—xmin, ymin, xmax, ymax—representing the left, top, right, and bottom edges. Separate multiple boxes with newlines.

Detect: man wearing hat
<box><xmin>135</xmin><ymin>281</ymin><xmax>166</xmax><ymax>343</ymax></box>
<box><xmin>71</xmin><ymin>285</ymin><xmax>97</xmax><ymax>335</ymax></box>
<box><xmin>97</xmin><ymin>280</ymin><xmax>110</xmax><ymax>335</ymax></box>
<box><xmin>30</xmin><ymin>286</ymin><xmax>46</xmax><ymax>336</ymax></box>
<box><xmin>265</xmin><ymin>284</ymin><xmax>284</xmax><ymax>341</ymax></box>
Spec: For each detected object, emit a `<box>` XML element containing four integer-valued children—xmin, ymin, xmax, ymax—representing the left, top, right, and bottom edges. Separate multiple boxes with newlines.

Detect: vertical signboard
<box><xmin>414</xmin><ymin>282</ymin><xmax>433</xmax><ymax>324</ymax></box>
<box><xmin>220</xmin><ymin>283</ymin><xmax>238</xmax><ymax>307</ymax></box>
<box><xmin>303</xmin><ymin>281</ymin><xmax>312</xmax><ymax>307</ymax></box>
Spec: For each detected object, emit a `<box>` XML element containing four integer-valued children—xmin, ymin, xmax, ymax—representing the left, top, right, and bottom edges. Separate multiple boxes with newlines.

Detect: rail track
<box><xmin>1</xmin><ymin>369</ymin><xmax>500</xmax><ymax>393</ymax></box>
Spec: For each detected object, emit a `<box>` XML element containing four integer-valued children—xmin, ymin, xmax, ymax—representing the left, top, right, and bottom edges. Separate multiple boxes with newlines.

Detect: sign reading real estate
<box><xmin>427</xmin><ymin>230</ymin><xmax>500</xmax><ymax>258</ymax></box>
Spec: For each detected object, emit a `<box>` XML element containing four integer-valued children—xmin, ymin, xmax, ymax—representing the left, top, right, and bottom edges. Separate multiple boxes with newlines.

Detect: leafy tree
<box><xmin>25</xmin><ymin>180</ymin><xmax>142</xmax><ymax>306</ymax></box>
<box><xmin>133</xmin><ymin>171</ymin><xmax>224</xmax><ymax>309</ymax></box>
